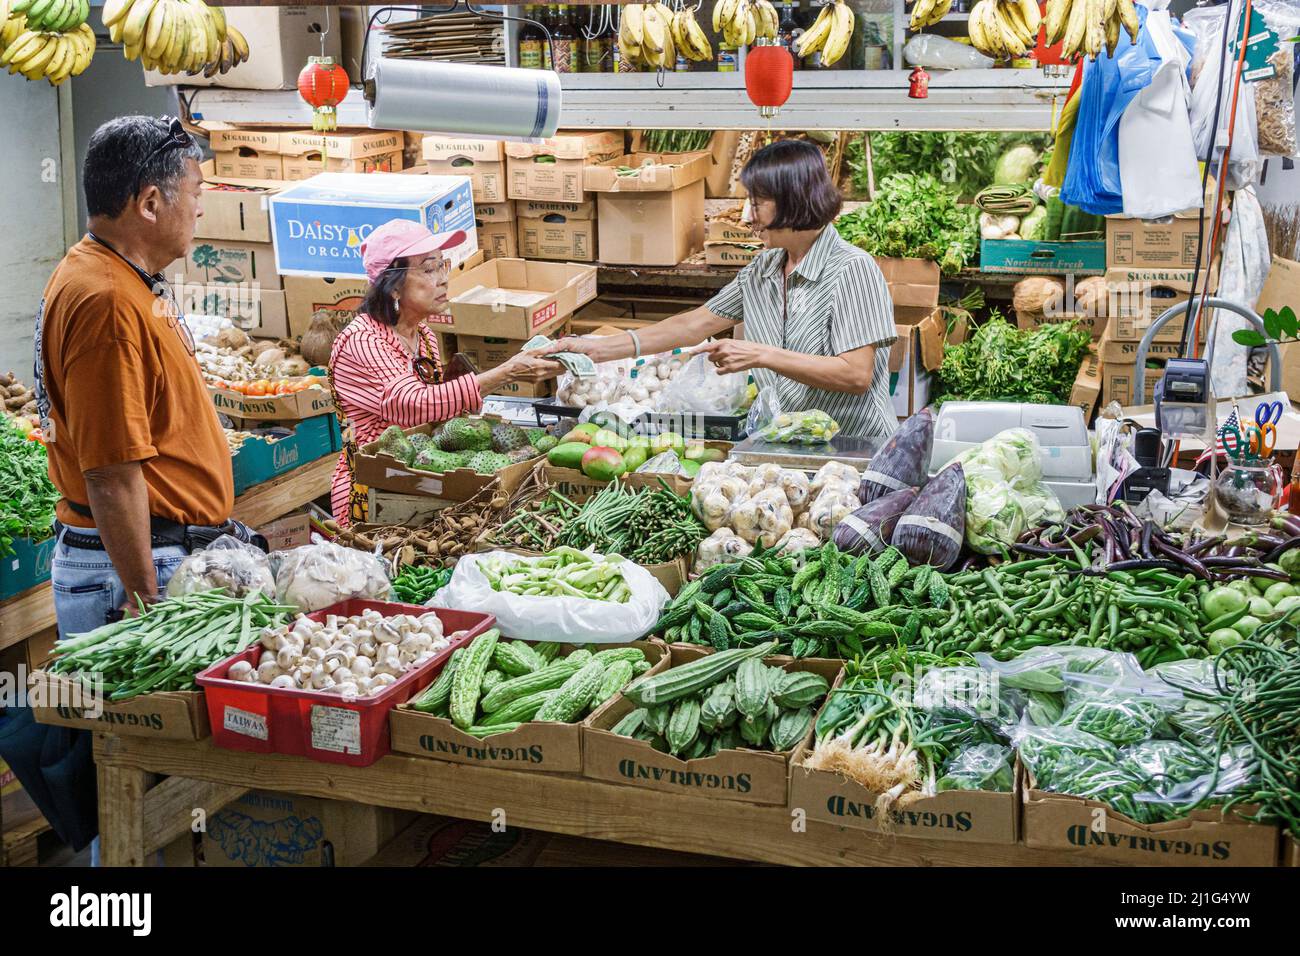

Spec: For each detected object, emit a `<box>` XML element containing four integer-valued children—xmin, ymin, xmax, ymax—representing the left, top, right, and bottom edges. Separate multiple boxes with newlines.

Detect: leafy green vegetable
<box><xmin>0</xmin><ymin>422</ymin><xmax>59</xmax><ymax>556</ymax></box>
<box><xmin>835</xmin><ymin>172</ymin><xmax>978</xmax><ymax>276</ymax></box>
<box><xmin>845</xmin><ymin>132</ymin><xmax>1051</xmax><ymax>201</ymax></box>
<box><xmin>936</xmin><ymin>313</ymin><xmax>1091</xmax><ymax>406</ymax></box>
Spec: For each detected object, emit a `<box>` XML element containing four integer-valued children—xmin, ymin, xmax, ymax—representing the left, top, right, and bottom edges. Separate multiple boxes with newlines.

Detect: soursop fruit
<box><xmin>412</xmin><ymin>448</ymin><xmax>464</xmax><ymax>473</ymax></box>
<box><xmin>434</xmin><ymin>417</ymin><xmax>492</xmax><ymax>452</ymax></box>
<box><xmin>409</xmin><ymin>432</ymin><xmax>433</xmax><ymax>452</ymax></box>
<box><xmin>466</xmin><ymin>451</ymin><xmax>512</xmax><ymax>475</ymax></box>
<box><xmin>490</xmin><ymin>422</ymin><xmax>531</xmax><ymax>453</ymax></box>
<box><xmin>377</xmin><ymin>425</ymin><xmax>416</xmax><ymax>465</ymax></box>
<box><xmin>526</xmin><ymin>427</ymin><xmax>548</xmax><ymax>447</ymax></box>
<box><xmin>506</xmin><ymin>447</ymin><xmax>536</xmax><ymax>464</ymax></box>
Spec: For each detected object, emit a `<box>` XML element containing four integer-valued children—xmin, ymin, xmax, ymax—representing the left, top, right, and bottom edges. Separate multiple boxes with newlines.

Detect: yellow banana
<box><xmin>44</xmin><ymin>31</ymin><xmax>68</xmax><ymax>76</ymax></box>
<box><xmin>1044</xmin><ymin>0</ymin><xmax>1067</xmax><ymax>45</ymax></box>
<box><xmin>641</xmin><ymin>1</ymin><xmax>666</xmax><ymax>65</ymax></box>
<box><xmin>1060</xmin><ymin>0</ymin><xmax>1087</xmax><ymax>58</ymax></box>
<box><xmin>16</xmin><ymin>32</ymin><xmax>56</xmax><ymax>73</ymax></box>
<box><xmin>1018</xmin><ymin>0</ymin><xmax>1041</xmax><ymax>36</ymax></box>
<box><xmin>208</xmin><ymin>2</ymin><xmax>224</xmax><ymax>41</ymax></box>
<box><xmin>683</xmin><ymin>7</ymin><xmax>712</xmax><ymax>59</ymax></box>
<box><xmin>1103</xmin><ymin>0</ymin><xmax>1117</xmax><ymax>21</ymax></box>
<box><xmin>100</xmin><ymin>0</ymin><xmax>130</xmax><ymax>27</ymax></box>
<box><xmin>1001</xmin><ymin>0</ymin><xmax>1034</xmax><ymax>48</ymax></box>
<box><xmin>755</xmin><ymin>0</ymin><xmax>778</xmax><ymax>38</ymax></box>
<box><xmin>145</xmin><ymin>0</ymin><xmax>170</xmax><ymax>60</ymax></box>
<box><xmin>3</xmin><ymin>29</ymin><xmax>42</xmax><ymax>68</ymax></box>
<box><xmin>122</xmin><ymin>0</ymin><xmax>158</xmax><ymax>50</ymax></box>
<box><xmin>1105</xmin><ymin>8</ymin><xmax>1119</xmax><ymax>56</ymax></box>
<box><xmin>1085</xmin><ymin>0</ymin><xmax>1104</xmax><ymax>57</ymax></box>
<box><xmin>1117</xmin><ymin>0</ymin><xmax>1138</xmax><ymax>43</ymax></box>
<box><xmin>794</xmin><ymin>2</ymin><xmax>833</xmax><ymax>56</ymax></box>
<box><xmin>623</xmin><ymin>2</ymin><xmax>644</xmax><ymax>48</ymax></box>
<box><xmin>820</xmin><ymin>1</ymin><xmax>852</xmax><ymax>64</ymax></box>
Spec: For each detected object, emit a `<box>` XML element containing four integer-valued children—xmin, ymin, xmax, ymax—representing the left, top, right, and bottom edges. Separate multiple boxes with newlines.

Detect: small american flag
<box><xmin>1196</xmin><ymin>406</ymin><xmax>1240</xmax><ymax>466</ymax></box>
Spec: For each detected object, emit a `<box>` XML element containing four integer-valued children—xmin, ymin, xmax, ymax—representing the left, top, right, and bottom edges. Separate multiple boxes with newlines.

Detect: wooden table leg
<box><xmin>97</xmin><ymin>763</ymin><xmax>148</xmax><ymax>867</ymax></box>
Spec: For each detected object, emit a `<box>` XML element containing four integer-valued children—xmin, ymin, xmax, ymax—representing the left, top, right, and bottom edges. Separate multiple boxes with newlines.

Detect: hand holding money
<box><xmin>523</xmin><ymin>334</ymin><xmax>596</xmax><ymax>379</ymax></box>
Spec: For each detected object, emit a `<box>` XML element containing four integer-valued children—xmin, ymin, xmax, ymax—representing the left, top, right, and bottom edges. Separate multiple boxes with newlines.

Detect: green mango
<box><xmin>547</xmin><ymin>442</ymin><xmax>591</xmax><ymax>470</ymax></box>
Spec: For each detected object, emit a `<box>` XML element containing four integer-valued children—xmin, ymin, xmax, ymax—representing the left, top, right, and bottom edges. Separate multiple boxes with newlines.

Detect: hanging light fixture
<box><xmin>299</xmin><ymin>56</ymin><xmax>351</xmax><ymax>132</ymax></box>
<box><xmin>744</xmin><ymin>37</ymin><xmax>793</xmax><ymax>119</ymax></box>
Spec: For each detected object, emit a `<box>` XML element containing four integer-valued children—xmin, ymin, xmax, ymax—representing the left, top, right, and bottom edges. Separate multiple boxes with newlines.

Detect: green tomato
<box><xmin>1226</xmin><ymin>580</ymin><xmax>1256</xmax><ymax>598</ymax></box>
<box><xmin>1264</xmin><ymin>582</ymin><xmax>1298</xmax><ymax>606</ymax></box>
<box><xmin>1271</xmin><ymin>594</ymin><xmax>1300</xmax><ymax>619</ymax></box>
<box><xmin>1201</xmin><ymin>586</ymin><xmax>1248</xmax><ymax>620</ymax></box>
<box><xmin>1278</xmin><ymin>548</ymin><xmax>1300</xmax><ymax>578</ymax></box>
<box><xmin>1232</xmin><ymin>615</ymin><xmax>1263</xmax><ymax>639</ymax></box>
<box><xmin>1208</xmin><ymin>628</ymin><xmax>1244</xmax><ymax>655</ymax></box>
<box><xmin>1251</xmin><ymin>574</ymin><xmax>1276</xmax><ymax>596</ymax></box>
<box><xmin>1249</xmin><ymin>596</ymin><xmax>1275</xmax><ymax>620</ymax></box>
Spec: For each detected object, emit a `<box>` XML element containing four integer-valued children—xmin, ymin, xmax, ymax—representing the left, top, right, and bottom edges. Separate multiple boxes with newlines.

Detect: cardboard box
<box><xmin>211</xmin><ymin>379</ymin><xmax>336</xmax><ymax>424</ymax></box>
<box><xmin>180</xmin><ymin>285</ymin><xmax>289</xmax><ymax>340</ymax></box>
<box><xmin>202</xmin><ymin>790</ymin><xmax>409</xmax><ymax>867</ymax></box>
<box><xmin>1069</xmin><ymin>346</ymin><xmax>1102</xmax><ymax>420</ymax></box>
<box><xmin>146</xmin><ymin>7</ymin><xmax>340</xmax><ymax>89</ymax></box>
<box><xmin>0</xmin><ymin>535</ymin><xmax>54</xmax><ymax>602</ymax></box>
<box><xmin>389</xmin><ymin>640</ymin><xmax>667</xmax><ymax>773</ymax></box>
<box><xmin>705</xmin><ymin>241</ymin><xmax>764</xmax><ymax>267</ymax></box>
<box><xmin>516</xmin><ymin>198</ymin><xmax>597</xmax><ymax>262</ymax></box>
<box><xmin>701</xmin><ymin>130</ymin><xmax>743</xmax><ymax>198</ymax></box>
<box><xmin>889</xmin><ymin>307</ymin><xmax>946</xmax><ymax>418</ymax></box>
<box><xmin>980</xmin><ymin>238</ymin><xmax>1107</xmax><ymax>275</ymax></box>
<box><xmin>444</xmin><ymin>326</ymin><xmax>567</xmax><ymax>371</ymax></box>
<box><xmin>1096</xmin><ymin>336</ymin><xmax>1184</xmax><ymax>365</ymax></box>
<box><xmin>1015</xmin><ymin>308</ymin><xmax>1107</xmax><ymax>339</ymax></box>
<box><xmin>176</xmin><ymin>239</ymin><xmax>281</xmax><ymax>290</ymax></box>
<box><xmin>475</xmin><ymin>200</ymin><xmax>518</xmax><ymax>260</ymax></box>
<box><xmin>1105</xmin><ymin>181</ymin><xmax>1217</xmax><ymax>270</ymax></box>
<box><xmin>444</xmin><ymin>258</ymin><xmax>597</xmax><ymax>338</ymax></box>
<box><xmin>1022</xmin><ymin>770</ymin><xmax>1279</xmax><ymax>866</ymax></box>
<box><xmin>352</xmin><ymin>418</ymin><xmax>545</xmax><ymax>501</ymax></box>
<box><xmin>1104</xmin><ymin>267</ymin><xmax>1217</xmax><ymax>343</ymax></box>
<box><xmin>424</xmin><ymin>136</ymin><xmax>508</xmax><ymax>203</ymax></box>
<box><xmin>875</xmin><ymin>256</ymin><xmax>941</xmax><ymax>324</ymax></box>
<box><xmin>1257</xmin><ymin>256</ymin><xmax>1300</xmax><ymax>400</ymax></box>
<box><xmin>270</xmin><ymin>172</ymin><xmax>477</xmax><ymax>279</ymax></box>
<box><xmin>505</xmin><ymin>131</ymin><xmax>624</xmax><ymax>202</ymax></box>
<box><xmin>257</xmin><ymin>511</ymin><xmax>313</xmax><ymax>552</ymax></box>
<box><xmin>28</xmin><ymin>671</ymin><xmax>209</xmax><ymax>740</ymax></box>
<box><xmin>282</xmin><ymin>251</ymin><xmax>484</xmax><ymax>339</ymax></box>
<box><xmin>1102</xmin><ymin>359</ymin><xmax>1167</xmax><ymax>408</ymax></box>
<box><xmin>208</xmin><ymin>126</ymin><xmax>287</xmax><ymax>181</ymax></box>
<box><xmin>491</xmin><ymin>378</ymin><xmax>555</xmax><ymax>399</ymax></box>
<box><xmin>230</xmin><ymin>415</ymin><xmax>343</xmax><ymax>494</ymax></box>
<box><xmin>583</xmin><ymin>647</ymin><xmax>842</xmax><ymax>806</ymax></box>
<box><xmin>595</xmin><ymin>180</ymin><xmax>705</xmax><ymax>267</ymax></box>
<box><xmin>195</xmin><ymin>181</ymin><xmax>281</xmax><ymax>244</ymax></box>
<box><xmin>582</xmin><ymin>150</ymin><xmax>713</xmax><ymax>194</ymax></box>
<box><xmin>280</xmin><ymin>130</ymin><xmax>406</xmax><ymax>181</ymax></box>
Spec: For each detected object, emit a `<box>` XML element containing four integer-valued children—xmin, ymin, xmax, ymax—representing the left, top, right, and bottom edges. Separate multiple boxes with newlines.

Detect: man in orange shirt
<box><xmin>36</xmin><ymin>116</ymin><xmax>257</xmax><ymax>637</ymax></box>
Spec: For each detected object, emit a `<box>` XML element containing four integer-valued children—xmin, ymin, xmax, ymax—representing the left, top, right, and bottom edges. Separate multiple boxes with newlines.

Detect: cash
<box><xmin>522</xmin><ymin>334</ymin><xmax>595</xmax><ymax>378</ymax></box>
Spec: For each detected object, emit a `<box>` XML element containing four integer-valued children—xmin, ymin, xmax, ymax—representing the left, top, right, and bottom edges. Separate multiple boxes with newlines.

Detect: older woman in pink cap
<box><xmin>328</xmin><ymin>219</ymin><xmax>557</xmax><ymax>526</ymax></box>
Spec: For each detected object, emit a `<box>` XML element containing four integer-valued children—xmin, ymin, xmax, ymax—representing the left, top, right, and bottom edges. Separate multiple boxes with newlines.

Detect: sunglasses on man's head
<box><xmin>131</xmin><ymin>118</ymin><xmax>195</xmax><ymax>198</ymax></box>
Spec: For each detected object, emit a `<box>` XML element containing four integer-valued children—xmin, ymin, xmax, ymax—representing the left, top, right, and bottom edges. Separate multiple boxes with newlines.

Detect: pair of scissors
<box><xmin>1222</xmin><ymin>423</ymin><xmax>1256</xmax><ymax>461</ymax></box>
<box><xmin>1251</xmin><ymin>400</ymin><xmax>1281</xmax><ymax>459</ymax></box>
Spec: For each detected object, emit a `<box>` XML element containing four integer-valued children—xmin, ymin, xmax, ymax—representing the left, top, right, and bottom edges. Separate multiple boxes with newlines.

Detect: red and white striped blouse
<box><xmin>329</xmin><ymin>313</ymin><xmax>481</xmax><ymax>524</ymax></box>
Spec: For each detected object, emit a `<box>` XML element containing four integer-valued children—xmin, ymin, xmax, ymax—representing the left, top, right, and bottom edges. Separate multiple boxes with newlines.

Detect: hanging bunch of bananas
<box><xmin>671</xmin><ymin>4</ymin><xmax>714</xmax><ymax>62</ymax></box>
<box><xmin>1043</xmin><ymin>0</ymin><xmax>1139</xmax><ymax>60</ymax></box>
<box><xmin>792</xmin><ymin>0</ymin><xmax>854</xmax><ymax>67</ymax></box>
<box><xmin>712</xmin><ymin>0</ymin><xmax>778</xmax><ymax>48</ymax></box>
<box><xmin>1</xmin><ymin>10</ymin><xmax>95</xmax><ymax>83</ymax></box>
<box><xmin>908</xmin><ymin>0</ymin><xmax>954</xmax><ymax>31</ymax></box>
<box><xmin>968</xmin><ymin>0</ymin><xmax>1042</xmax><ymax>59</ymax></box>
<box><xmin>618</xmin><ymin>3</ymin><xmax>674</xmax><ymax>70</ymax></box>
<box><xmin>102</xmin><ymin>0</ymin><xmax>249</xmax><ymax>77</ymax></box>
<box><xmin>9</xmin><ymin>0</ymin><xmax>88</xmax><ymax>33</ymax></box>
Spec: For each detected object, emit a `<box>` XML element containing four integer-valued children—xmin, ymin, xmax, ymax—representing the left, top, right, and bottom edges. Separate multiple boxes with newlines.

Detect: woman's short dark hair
<box><xmin>740</xmin><ymin>139</ymin><xmax>843</xmax><ymax>231</ymax></box>
<box><xmin>361</xmin><ymin>258</ymin><xmax>408</xmax><ymax>326</ymax></box>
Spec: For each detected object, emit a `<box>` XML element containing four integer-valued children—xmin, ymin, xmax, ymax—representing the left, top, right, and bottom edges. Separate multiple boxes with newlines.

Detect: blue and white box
<box><xmin>270</xmin><ymin>172</ymin><xmax>478</xmax><ymax>279</ymax></box>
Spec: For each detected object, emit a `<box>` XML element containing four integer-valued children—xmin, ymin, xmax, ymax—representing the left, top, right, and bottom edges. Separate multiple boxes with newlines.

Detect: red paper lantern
<box><xmin>298</xmin><ymin>56</ymin><xmax>350</xmax><ymax>132</ymax></box>
<box><xmin>745</xmin><ymin>40</ymin><xmax>793</xmax><ymax>119</ymax></box>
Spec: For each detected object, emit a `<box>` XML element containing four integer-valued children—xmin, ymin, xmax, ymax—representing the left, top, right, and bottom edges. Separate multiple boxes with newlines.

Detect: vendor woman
<box><xmin>550</xmin><ymin>139</ymin><xmax>898</xmax><ymax>439</ymax></box>
<box><xmin>329</xmin><ymin>219</ymin><xmax>556</xmax><ymax>525</ymax></box>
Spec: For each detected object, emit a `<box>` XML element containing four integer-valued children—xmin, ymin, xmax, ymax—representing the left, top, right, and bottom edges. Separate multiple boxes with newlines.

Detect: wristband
<box><xmin>627</xmin><ymin>329</ymin><xmax>642</xmax><ymax>360</ymax></box>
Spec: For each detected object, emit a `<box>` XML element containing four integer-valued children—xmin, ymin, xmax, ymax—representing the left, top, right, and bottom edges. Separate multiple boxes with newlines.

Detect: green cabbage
<box><xmin>955</xmin><ymin>428</ymin><xmax>1064</xmax><ymax>554</ymax></box>
<box><xmin>993</xmin><ymin>144</ymin><xmax>1040</xmax><ymax>185</ymax></box>
<box><xmin>1020</xmin><ymin>206</ymin><xmax>1048</xmax><ymax>241</ymax></box>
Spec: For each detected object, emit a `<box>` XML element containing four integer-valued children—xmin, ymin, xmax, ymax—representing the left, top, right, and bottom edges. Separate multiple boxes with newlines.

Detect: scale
<box><xmin>928</xmin><ymin>402</ymin><xmax>1096</xmax><ymax>508</ymax></box>
<box><xmin>729</xmin><ymin>434</ymin><xmax>888</xmax><ymax>473</ymax></box>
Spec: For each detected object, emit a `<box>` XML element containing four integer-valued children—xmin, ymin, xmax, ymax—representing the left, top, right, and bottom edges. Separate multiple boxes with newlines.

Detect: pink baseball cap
<box><xmin>361</xmin><ymin>219</ymin><xmax>466</xmax><ymax>282</ymax></box>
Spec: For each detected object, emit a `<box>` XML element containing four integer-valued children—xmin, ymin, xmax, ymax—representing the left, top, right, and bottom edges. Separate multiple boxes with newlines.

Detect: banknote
<box><xmin>521</xmin><ymin>335</ymin><xmax>595</xmax><ymax>378</ymax></box>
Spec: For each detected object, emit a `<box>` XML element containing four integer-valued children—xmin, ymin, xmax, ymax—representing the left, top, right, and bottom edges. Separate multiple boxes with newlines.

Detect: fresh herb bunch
<box><xmin>845</xmin><ymin>132</ymin><xmax>1051</xmax><ymax>200</ymax></box>
<box><xmin>936</xmin><ymin>313</ymin><xmax>1091</xmax><ymax>405</ymax></box>
<box><xmin>0</xmin><ymin>422</ymin><xmax>59</xmax><ymax>555</ymax></box>
<box><xmin>835</xmin><ymin>173</ymin><xmax>978</xmax><ymax>275</ymax></box>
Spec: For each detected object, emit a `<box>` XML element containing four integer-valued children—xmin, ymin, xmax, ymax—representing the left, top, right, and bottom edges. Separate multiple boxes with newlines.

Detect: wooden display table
<box><xmin>93</xmin><ymin>734</ymin><xmax>1107</xmax><ymax>869</ymax></box>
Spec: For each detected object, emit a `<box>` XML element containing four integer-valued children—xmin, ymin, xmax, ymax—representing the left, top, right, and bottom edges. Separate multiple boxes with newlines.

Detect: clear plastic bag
<box><xmin>694</xmin><ymin>527</ymin><xmax>753</xmax><ymax>571</ymax></box>
<box><xmin>914</xmin><ymin>666</ymin><xmax>1021</xmax><ymax>734</ymax></box>
<box><xmin>903</xmin><ymin>33</ymin><xmax>994</xmax><ymax>70</ymax></box>
<box><xmin>936</xmin><ymin>743</ymin><xmax>1015</xmax><ymax>793</ymax></box>
<box><xmin>635</xmin><ymin>450</ymin><xmax>689</xmax><ymax>476</ymax></box>
<box><xmin>1056</xmin><ymin>672</ymin><xmax>1185</xmax><ymax>745</ymax></box>
<box><xmin>955</xmin><ymin>428</ymin><xmax>1064</xmax><ymax>555</ymax></box>
<box><xmin>272</xmin><ymin>538</ymin><xmax>393</xmax><ymax>613</ymax></box>
<box><xmin>759</xmin><ymin>410</ymin><xmax>841</xmax><ymax>445</ymax></box>
<box><xmin>654</xmin><ymin>351</ymin><xmax>747</xmax><ymax>417</ymax></box>
<box><xmin>975</xmin><ymin>648</ymin><xmax>1068</xmax><ymax>694</ymax></box>
<box><xmin>1011</xmin><ymin>717</ymin><xmax>1119</xmax><ymax>783</ymax></box>
<box><xmin>556</xmin><ymin>351</ymin><xmax>630</xmax><ymax>409</ymax></box>
<box><xmin>1255</xmin><ymin>48</ymin><xmax>1298</xmax><ymax>158</ymax></box>
<box><xmin>166</xmin><ymin>534</ymin><xmax>276</xmax><ymax>599</ymax></box>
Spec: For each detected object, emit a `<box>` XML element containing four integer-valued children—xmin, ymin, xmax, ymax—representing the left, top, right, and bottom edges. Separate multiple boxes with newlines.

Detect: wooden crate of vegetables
<box><xmin>390</xmin><ymin>635</ymin><xmax>668</xmax><ymax>773</ymax></box>
<box><xmin>0</xmin><ymin>414</ymin><xmax>59</xmax><ymax>600</ymax></box>
<box><xmin>789</xmin><ymin>667</ymin><xmax>1020</xmax><ymax>846</ymax></box>
<box><xmin>27</xmin><ymin>590</ymin><xmax>297</xmax><ymax>741</ymax></box>
<box><xmin>583</xmin><ymin>643</ymin><xmax>841</xmax><ymax>806</ymax></box>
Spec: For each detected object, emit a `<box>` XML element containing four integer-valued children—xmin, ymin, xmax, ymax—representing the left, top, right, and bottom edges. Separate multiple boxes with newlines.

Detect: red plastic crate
<box><xmin>196</xmin><ymin>599</ymin><xmax>493</xmax><ymax>767</ymax></box>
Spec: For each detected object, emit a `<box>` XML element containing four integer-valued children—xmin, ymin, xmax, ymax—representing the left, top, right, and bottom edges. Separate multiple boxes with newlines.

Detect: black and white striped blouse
<box><xmin>706</xmin><ymin>225</ymin><xmax>899</xmax><ymax>440</ymax></box>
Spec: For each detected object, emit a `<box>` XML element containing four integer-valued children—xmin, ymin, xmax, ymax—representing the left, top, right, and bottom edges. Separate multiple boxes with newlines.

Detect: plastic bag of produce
<box><xmin>773</xmin><ymin>527</ymin><xmax>821</xmax><ymax>555</ymax></box>
<box><xmin>903</xmin><ymin>32</ymin><xmax>994</xmax><ymax>70</ymax></box>
<box><xmin>914</xmin><ymin>665</ymin><xmax>1023</xmax><ymax>735</ymax></box>
<box><xmin>655</xmin><ymin>350</ymin><xmax>747</xmax><ymax>417</ymax></box>
<box><xmin>832</xmin><ymin>487</ymin><xmax>917</xmax><ymax>556</ymax></box>
<box><xmin>1132</xmin><ymin>743</ymin><xmax>1258</xmax><ymax>812</ymax></box>
<box><xmin>729</xmin><ymin>486</ymin><xmax>795</xmax><ymax>547</ymax></box>
<box><xmin>804</xmin><ymin>487</ymin><xmax>865</xmax><ymax>541</ymax></box>
<box><xmin>759</xmin><ymin>410</ymin><xmax>840</xmax><ymax>445</ymax></box>
<box><xmin>955</xmin><ymin>428</ymin><xmax>1064</xmax><ymax>554</ymax></box>
<box><xmin>891</xmin><ymin>462</ymin><xmax>965</xmax><ymax>570</ymax></box>
<box><xmin>747</xmin><ymin>463</ymin><xmax>810</xmax><ymax>511</ymax></box>
<box><xmin>167</xmin><ymin>535</ymin><xmax>276</xmax><ymax>599</ymax></box>
<box><xmin>975</xmin><ymin>648</ymin><xmax>1068</xmax><ymax>694</ymax></box>
<box><xmin>936</xmin><ymin>743</ymin><xmax>1015</xmax><ymax>793</ymax></box>
<box><xmin>271</xmin><ymin>538</ymin><xmax>393</xmax><ymax>612</ymax></box>
<box><xmin>859</xmin><ymin>407</ymin><xmax>934</xmax><ymax>503</ymax></box>
<box><xmin>695</xmin><ymin>527</ymin><xmax>753</xmax><ymax>570</ymax></box>
<box><xmin>810</xmin><ymin>461</ymin><xmax>861</xmax><ymax>498</ymax></box>
<box><xmin>635</xmin><ymin>450</ymin><xmax>689</xmax><ymax>476</ymax></box>
<box><xmin>556</xmin><ymin>351</ymin><xmax>630</xmax><ymax>409</ymax></box>
<box><xmin>430</xmin><ymin>550</ymin><xmax>669</xmax><ymax>643</ymax></box>
<box><xmin>1055</xmin><ymin>672</ymin><xmax>1184</xmax><ymax>745</ymax></box>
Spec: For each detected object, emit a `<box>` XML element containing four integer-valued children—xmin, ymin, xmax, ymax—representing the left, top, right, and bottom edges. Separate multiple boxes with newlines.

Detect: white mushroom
<box><xmin>257</xmin><ymin>660</ymin><xmax>282</xmax><ymax>683</ymax></box>
<box><xmin>330</xmin><ymin>681</ymin><xmax>360</xmax><ymax>699</ymax></box>
<box><xmin>227</xmin><ymin>660</ymin><xmax>255</xmax><ymax>682</ymax></box>
<box><xmin>269</xmin><ymin>674</ymin><xmax>296</xmax><ymax>689</ymax></box>
<box><xmin>259</xmin><ymin>651</ymin><xmax>276</xmax><ymax>668</ymax></box>
<box><xmin>371</xmin><ymin>673</ymin><xmax>398</xmax><ymax>689</ymax></box>
<box><xmin>307</xmin><ymin>646</ymin><xmax>327</xmax><ymax>662</ymax></box>
<box><xmin>350</xmin><ymin>656</ymin><xmax>373</xmax><ymax>679</ymax></box>
<box><xmin>276</xmin><ymin>646</ymin><xmax>299</xmax><ymax>670</ymax></box>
